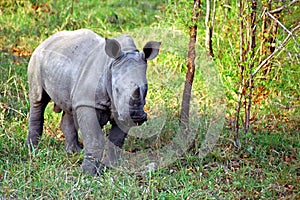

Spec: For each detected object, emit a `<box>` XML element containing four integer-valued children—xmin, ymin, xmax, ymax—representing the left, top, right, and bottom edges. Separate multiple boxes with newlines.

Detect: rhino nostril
<box><xmin>130</xmin><ymin>85</ymin><xmax>147</xmax><ymax>107</ymax></box>
<box><xmin>132</xmin><ymin>87</ymin><xmax>140</xmax><ymax>99</ymax></box>
<box><xmin>118</xmin><ymin>114</ymin><xmax>126</xmax><ymax>121</ymax></box>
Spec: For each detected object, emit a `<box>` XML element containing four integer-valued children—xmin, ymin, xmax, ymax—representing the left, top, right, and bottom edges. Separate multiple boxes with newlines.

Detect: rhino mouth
<box><xmin>116</xmin><ymin>109</ymin><xmax>147</xmax><ymax>126</ymax></box>
<box><xmin>129</xmin><ymin>108</ymin><xmax>147</xmax><ymax>125</ymax></box>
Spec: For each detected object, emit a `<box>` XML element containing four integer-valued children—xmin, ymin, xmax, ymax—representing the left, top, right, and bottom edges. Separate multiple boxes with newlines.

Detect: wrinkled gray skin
<box><xmin>26</xmin><ymin>29</ymin><xmax>160</xmax><ymax>175</ymax></box>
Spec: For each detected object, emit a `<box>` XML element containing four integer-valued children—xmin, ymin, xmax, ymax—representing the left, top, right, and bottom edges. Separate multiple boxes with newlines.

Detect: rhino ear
<box><xmin>143</xmin><ymin>41</ymin><xmax>161</xmax><ymax>60</ymax></box>
<box><xmin>105</xmin><ymin>38</ymin><xmax>123</xmax><ymax>59</ymax></box>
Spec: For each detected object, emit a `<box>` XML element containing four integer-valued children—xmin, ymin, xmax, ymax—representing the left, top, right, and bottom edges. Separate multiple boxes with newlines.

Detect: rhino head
<box><xmin>105</xmin><ymin>35</ymin><xmax>161</xmax><ymax>128</ymax></box>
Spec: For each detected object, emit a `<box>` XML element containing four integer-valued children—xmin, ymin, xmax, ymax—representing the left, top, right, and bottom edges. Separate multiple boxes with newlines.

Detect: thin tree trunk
<box><xmin>263</xmin><ymin>0</ymin><xmax>275</xmax><ymax>75</ymax></box>
<box><xmin>239</xmin><ymin>0</ymin><xmax>245</xmax><ymax>65</ymax></box>
<box><xmin>259</xmin><ymin>7</ymin><xmax>267</xmax><ymax>65</ymax></box>
<box><xmin>245</xmin><ymin>0</ymin><xmax>257</xmax><ymax>137</ymax></box>
<box><xmin>180</xmin><ymin>0</ymin><xmax>201</xmax><ymax>129</ymax></box>
<box><xmin>205</xmin><ymin>0</ymin><xmax>214</xmax><ymax>57</ymax></box>
<box><xmin>234</xmin><ymin>0</ymin><xmax>245</xmax><ymax>148</ymax></box>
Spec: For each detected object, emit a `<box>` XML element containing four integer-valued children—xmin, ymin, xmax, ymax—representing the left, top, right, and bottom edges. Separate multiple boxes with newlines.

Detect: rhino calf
<box><xmin>26</xmin><ymin>29</ymin><xmax>160</xmax><ymax>175</ymax></box>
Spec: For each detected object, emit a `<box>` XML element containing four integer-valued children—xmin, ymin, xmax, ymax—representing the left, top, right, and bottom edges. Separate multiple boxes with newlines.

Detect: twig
<box><xmin>0</xmin><ymin>103</ymin><xmax>27</xmax><ymax>118</ymax></box>
<box><xmin>251</xmin><ymin>24</ymin><xmax>300</xmax><ymax>77</ymax></box>
<box><xmin>269</xmin><ymin>0</ymin><xmax>299</xmax><ymax>14</ymax></box>
<box><xmin>266</xmin><ymin>12</ymin><xmax>300</xmax><ymax>48</ymax></box>
<box><xmin>269</xmin><ymin>100</ymin><xmax>300</xmax><ymax>109</ymax></box>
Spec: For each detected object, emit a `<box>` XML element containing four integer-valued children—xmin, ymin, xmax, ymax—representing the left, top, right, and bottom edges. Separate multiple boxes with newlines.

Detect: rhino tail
<box><xmin>28</xmin><ymin>54</ymin><xmax>44</xmax><ymax>103</ymax></box>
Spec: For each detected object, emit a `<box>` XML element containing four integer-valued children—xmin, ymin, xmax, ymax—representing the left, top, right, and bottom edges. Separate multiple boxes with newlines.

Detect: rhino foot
<box><xmin>102</xmin><ymin>140</ymin><xmax>122</xmax><ymax>169</ymax></box>
<box><xmin>26</xmin><ymin>135</ymin><xmax>41</xmax><ymax>152</ymax></box>
<box><xmin>64</xmin><ymin>142</ymin><xmax>83</xmax><ymax>154</ymax></box>
<box><xmin>81</xmin><ymin>156</ymin><xmax>103</xmax><ymax>176</ymax></box>
<box><xmin>26</xmin><ymin>140</ymin><xmax>39</xmax><ymax>155</ymax></box>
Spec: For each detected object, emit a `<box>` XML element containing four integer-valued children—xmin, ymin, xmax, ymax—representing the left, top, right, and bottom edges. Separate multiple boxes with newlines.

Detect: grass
<box><xmin>1</xmin><ymin>0</ymin><xmax>299</xmax><ymax>199</ymax></box>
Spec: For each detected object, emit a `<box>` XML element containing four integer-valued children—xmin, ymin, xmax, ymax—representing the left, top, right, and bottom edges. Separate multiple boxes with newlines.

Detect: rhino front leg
<box><xmin>76</xmin><ymin>107</ymin><xmax>105</xmax><ymax>175</ymax></box>
<box><xmin>26</xmin><ymin>91</ymin><xmax>50</xmax><ymax>150</ymax></box>
<box><xmin>102</xmin><ymin>122</ymin><xmax>128</xmax><ymax>168</ymax></box>
<box><xmin>60</xmin><ymin>111</ymin><xmax>82</xmax><ymax>154</ymax></box>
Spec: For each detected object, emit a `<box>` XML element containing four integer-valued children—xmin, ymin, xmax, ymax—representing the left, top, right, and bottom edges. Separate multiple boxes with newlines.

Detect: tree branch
<box><xmin>269</xmin><ymin>0</ymin><xmax>299</xmax><ymax>14</ymax></box>
<box><xmin>266</xmin><ymin>12</ymin><xmax>300</xmax><ymax>47</ymax></box>
<box><xmin>251</xmin><ymin>24</ymin><xmax>300</xmax><ymax>77</ymax></box>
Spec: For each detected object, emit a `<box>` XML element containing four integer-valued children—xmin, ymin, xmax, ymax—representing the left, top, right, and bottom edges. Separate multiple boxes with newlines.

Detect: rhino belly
<box><xmin>41</xmin><ymin>58</ymin><xmax>77</xmax><ymax>114</ymax></box>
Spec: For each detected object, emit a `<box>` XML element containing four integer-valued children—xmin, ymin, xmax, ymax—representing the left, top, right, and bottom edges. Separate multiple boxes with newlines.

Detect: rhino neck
<box><xmin>102</xmin><ymin>57</ymin><xmax>115</xmax><ymax>111</ymax></box>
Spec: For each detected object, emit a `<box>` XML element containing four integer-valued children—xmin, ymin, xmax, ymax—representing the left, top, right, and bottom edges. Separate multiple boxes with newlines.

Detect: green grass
<box><xmin>1</xmin><ymin>0</ymin><xmax>299</xmax><ymax>199</ymax></box>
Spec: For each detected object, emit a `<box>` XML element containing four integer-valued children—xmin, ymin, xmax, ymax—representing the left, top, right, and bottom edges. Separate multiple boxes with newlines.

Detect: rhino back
<box><xmin>29</xmin><ymin>29</ymin><xmax>106</xmax><ymax>113</ymax></box>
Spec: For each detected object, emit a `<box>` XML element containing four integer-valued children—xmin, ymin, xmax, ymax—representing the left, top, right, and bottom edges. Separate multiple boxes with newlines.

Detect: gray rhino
<box><xmin>26</xmin><ymin>29</ymin><xmax>161</xmax><ymax>175</ymax></box>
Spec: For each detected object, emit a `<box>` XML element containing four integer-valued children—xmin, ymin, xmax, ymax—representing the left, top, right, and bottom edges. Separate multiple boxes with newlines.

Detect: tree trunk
<box><xmin>180</xmin><ymin>0</ymin><xmax>201</xmax><ymax>129</ymax></box>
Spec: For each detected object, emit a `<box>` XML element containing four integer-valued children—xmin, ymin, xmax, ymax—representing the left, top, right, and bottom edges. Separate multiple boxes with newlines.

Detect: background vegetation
<box><xmin>0</xmin><ymin>0</ymin><xmax>299</xmax><ymax>199</ymax></box>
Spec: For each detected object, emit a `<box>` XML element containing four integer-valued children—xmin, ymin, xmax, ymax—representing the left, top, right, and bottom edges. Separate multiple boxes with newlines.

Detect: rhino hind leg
<box><xmin>60</xmin><ymin>111</ymin><xmax>82</xmax><ymax>154</ymax></box>
<box><xmin>26</xmin><ymin>90</ymin><xmax>51</xmax><ymax>150</ymax></box>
